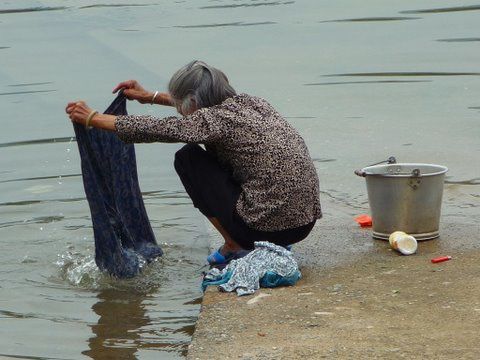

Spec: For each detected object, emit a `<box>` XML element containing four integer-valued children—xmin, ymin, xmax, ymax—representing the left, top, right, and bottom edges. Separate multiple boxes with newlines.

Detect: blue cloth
<box><xmin>201</xmin><ymin>242</ymin><xmax>301</xmax><ymax>295</ymax></box>
<box><xmin>260</xmin><ymin>270</ymin><xmax>301</xmax><ymax>288</ymax></box>
<box><xmin>201</xmin><ymin>270</ymin><xmax>233</xmax><ymax>291</ymax></box>
<box><xmin>201</xmin><ymin>270</ymin><xmax>301</xmax><ymax>292</ymax></box>
<box><xmin>73</xmin><ymin>93</ymin><xmax>162</xmax><ymax>278</ymax></box>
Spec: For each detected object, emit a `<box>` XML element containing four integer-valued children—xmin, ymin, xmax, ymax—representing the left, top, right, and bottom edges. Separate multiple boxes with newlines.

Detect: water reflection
<box><xmin>83</xmin><ymin>289</ymin><xmax>151</xmax><ymax>359</ymax></box>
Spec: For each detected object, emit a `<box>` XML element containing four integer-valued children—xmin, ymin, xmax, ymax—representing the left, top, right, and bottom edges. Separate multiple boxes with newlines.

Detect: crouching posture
<box><xmin>66</xmin><ymin>60</ymin><xmax>322</xmax><ymax>266</ymax></box>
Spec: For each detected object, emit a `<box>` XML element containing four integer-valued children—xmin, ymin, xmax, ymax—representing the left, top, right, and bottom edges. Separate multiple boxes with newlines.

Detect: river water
<box><xmin>1</xmin><ymin>0</ymin><xmax>479</xmax><ymax>359</ymax></box>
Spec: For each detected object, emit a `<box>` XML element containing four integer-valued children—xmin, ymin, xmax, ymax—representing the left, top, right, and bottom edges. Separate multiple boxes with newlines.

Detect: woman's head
<box><xmin>168</xmin><ymin>60</ymin><xmax>236</xmax><ymax>115</ymax></box>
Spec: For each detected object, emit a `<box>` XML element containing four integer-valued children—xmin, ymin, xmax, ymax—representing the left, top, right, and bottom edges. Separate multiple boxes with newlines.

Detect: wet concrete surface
<box><xmin>187</xmin><ymin>198</ymin><xmax>480</xmax><ymax>359</ymax></box>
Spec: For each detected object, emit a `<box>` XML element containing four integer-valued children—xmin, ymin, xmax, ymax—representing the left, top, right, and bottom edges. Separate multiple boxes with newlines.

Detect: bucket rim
<box><xmin>362</xmin><ymin>163</ymin><xmax>448</xmax><ymax>178</ymax></box>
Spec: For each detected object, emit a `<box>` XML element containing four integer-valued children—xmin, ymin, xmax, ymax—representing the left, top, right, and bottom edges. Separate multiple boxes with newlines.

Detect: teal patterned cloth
<box><xmin>202</xmin><ymin>242</ymin><xmax>301</xmax><ymax>295</ymax></box>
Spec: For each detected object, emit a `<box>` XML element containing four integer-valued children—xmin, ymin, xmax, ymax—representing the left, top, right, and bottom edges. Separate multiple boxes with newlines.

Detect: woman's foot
<box><xmin>207</xmin><ymin>246</ymin><xmax>250</xmax><ymax>266</ymax></box>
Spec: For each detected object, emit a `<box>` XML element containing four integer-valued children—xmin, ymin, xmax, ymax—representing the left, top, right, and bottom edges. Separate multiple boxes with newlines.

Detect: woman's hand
<box><xmin>65</xmin><ymin>101</ymin><xmax>117</xmax><ymax>131</ymax></box>
<box><xmin>113</xmin><ymin>79</ymin><xmax>151</xmax><ymax>104</ymax></box>
<box><xmin>65</xmin><ymin>101</ymin><xmax>93</xmax><ymax>126</ymax></box>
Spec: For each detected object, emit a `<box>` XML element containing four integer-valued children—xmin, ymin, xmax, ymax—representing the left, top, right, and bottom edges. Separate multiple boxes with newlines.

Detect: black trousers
<box><xmin>174</xmin><ymin>144</ymin><xmax>315</xmax><ymax>250</ymax></box>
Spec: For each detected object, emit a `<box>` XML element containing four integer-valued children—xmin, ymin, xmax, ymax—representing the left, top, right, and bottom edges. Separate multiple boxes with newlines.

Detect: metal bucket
<box><xmin>355</xmin><ymin>159</ymin><xmax>448</xmax><ymax>240</ymax></box>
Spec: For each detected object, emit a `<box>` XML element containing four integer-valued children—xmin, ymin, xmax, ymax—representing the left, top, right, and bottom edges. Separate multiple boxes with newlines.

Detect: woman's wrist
<box><xmin>144</xmin><ymin>91</ymin><xmax>174</xmax><ymax>106</ymax></box>
<box><xmin>89</xmin><ymin>113</ymin><xmax>118</xmax><ymax>131</ymax></box>
<box><xmin>137</xmin><ymin>91</ymin><xmax>153</xmax><ymax>104</ymax></box>
<box><xmin>85</xmin><ymin>110</ymin><xmax>98</xmax><ymax>128</ymax></box>
<box><xmin>157</xmin><ymin>92</ymin><xmax>174</xmax><ymax>106</ymax></box>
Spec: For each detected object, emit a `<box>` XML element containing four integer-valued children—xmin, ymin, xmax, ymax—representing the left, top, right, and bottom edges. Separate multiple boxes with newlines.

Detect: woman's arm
<box><xmin>113</xmin><ymin>80</ymin><xmax>175</xmax><ymax>106</ymax></box>
<box><xmin>66</xmin><ymin>100</ymin><xmax>226</xmax><ymax>143</ymax></box>
<box><xmin>66</xmin><ymin>101</ymin><xmax>116</xmax><ymax>131</ymax></box>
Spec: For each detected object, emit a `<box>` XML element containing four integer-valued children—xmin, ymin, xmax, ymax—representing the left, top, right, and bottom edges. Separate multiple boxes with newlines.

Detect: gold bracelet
<box><xmin>85</xmin><ymin>110</ymin><xmax>98</xmax><ymax>128</ymax></box>
<box><xmin>151</xmin><ymin>91</ymin><xmax>159</xmax><ymax>105</ymax></box>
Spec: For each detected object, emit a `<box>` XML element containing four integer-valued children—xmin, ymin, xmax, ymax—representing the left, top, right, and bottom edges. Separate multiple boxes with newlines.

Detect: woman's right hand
<box><xmin>112</xmin><ymin>80</ymin><xmax>152</xmax><ymax>104</ymax></box>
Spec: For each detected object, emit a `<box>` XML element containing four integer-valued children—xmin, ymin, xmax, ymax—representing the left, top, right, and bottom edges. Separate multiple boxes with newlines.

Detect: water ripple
<box><xmin>401</xmin><ymin>5</ymin><xmax>480</xmax><ymax>14</ymax></box>
<box><xmin>0</xmin><ymin>137</ymin><xmax>75</xmax><ymax>148</ymax></box>
<box><xmin>0</xmin><ymin>173</ymin><xmax>81</xmax><ymax>184</ymax></box>
<box><xmin>285</xmin><ymin>116</ymin><xmax>316</xmax><ymax>119</ymax></box>
<box><xmin>305</xmin><ymin>80</ymin><xmax>431</xmax><ymax>86</ymax></box>
<box><xmin>0</xmin><ymin>198</ymin><xmax>84</xmax><ymax>207</ymax></box>
<box><xmin>445</xmin><ymin>178</ymin><xmax>480</xmax><ymax>186</ymax></box>
<box><xmin>8</xmin><ymin>82</ymin><xmax>54</xmax><ymax>87</ymax></box>
<box><xmin>324</xmin><ymin>72</ymin><xmax>480</xmax><ymax>77</ymax></box>
<box><xmin>200</xmin><ymin>1</ymin><xmax>294</xmax><ymax>9</ymax></box>
<box><xmin>174</xmin><ymin>21</ymin><xmax>276</xmax><ymax>28</ymax></box>
<box><xmin>0</xmin><ymin>309</ymin><xmax>83</xmax><ymax>324</ymax></box>
<box><xmin>437</xmin><ymin>37</ymin><xmax>480</xmax><ymax>43</ymax></box>
<box><xmin>321</xmin><ymin>16</ymin><xmax>420</xmax><ymax>23</ymax></box>
<box><xmin>0</xmin><ymin>353</ymin><xmax>65</xmax><ymax>360</ymax></box>
<box><xmin>312</xmin><ymin>157</ymin><xmax>337</xmax><ymax>163</ymax></box>
<box><xmin>79</xmin><ymin>3</ymin><xmax>157</xmax><ymax>9</ymax></box>
<box><xmin>0</xmin><ymin>215</ymin><xmax>64</xmax><ymax>229</ymax></box>
<box><xmin>0</xmin><ymin>191</ymin><xmax>187</xmax><ymax>210</ymax></box>
<box><xmin>0</xmin><ymin>89</ymin><xmax>56</xmax><ymax>96</ymax></box>
<box><xmin>0</xmin><ymin>7</ymin><xmax>68</xmax><ymax>14</ymax></box>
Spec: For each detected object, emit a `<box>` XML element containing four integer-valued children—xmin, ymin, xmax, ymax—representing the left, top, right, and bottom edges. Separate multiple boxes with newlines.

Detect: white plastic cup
<box><xmin>389</xmin><ymin>231</ymin><xmax>418</xmax><ymax>255</ymax></box>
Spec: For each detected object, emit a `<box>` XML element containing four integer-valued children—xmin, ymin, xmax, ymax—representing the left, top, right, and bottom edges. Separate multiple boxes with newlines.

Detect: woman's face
<box><xmin>176</xmin><ymin>98</ymin><xmax>197</xmax><ymax>116</ymax></box>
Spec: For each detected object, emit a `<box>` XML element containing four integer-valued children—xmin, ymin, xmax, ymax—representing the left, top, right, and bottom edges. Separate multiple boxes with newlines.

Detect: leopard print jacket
<box><xmin>115</xmin><ymin>93</ymin><xmax>321</xmax><ymax>231</ymax></box>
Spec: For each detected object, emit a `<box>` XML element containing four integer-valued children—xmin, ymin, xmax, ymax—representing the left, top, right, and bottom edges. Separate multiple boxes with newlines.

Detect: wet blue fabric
<box><xmin>201</xmin><ymin>270</ymin><xmax>301</xmax><ymax>292</ymax></box>
<box><xmin>201</xmin><ymin>242</ymin><xmax>301</xmax><ymax>295</ymax></box>
<box><xmin>73</xmin><ymin>93</ymin><xmax>162</xmax><ymax>278</ymax></box>
<box><xmin>259</xmin><ymin>270</ymin><xmax>301</xmax><ymax>288</ymax></box>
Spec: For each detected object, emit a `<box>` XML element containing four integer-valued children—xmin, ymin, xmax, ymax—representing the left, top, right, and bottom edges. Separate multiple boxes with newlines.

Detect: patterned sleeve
<box><xmin>114</xmin><ymin>106</ymin><xmax>226</xmax><ymax>144</ymax></box>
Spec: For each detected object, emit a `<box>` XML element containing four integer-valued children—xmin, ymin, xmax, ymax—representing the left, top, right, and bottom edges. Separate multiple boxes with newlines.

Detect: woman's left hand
<box><xmin>65</xmin><ymin>101</ymin><xmax>93</xmax><ymax>126</ymax></box>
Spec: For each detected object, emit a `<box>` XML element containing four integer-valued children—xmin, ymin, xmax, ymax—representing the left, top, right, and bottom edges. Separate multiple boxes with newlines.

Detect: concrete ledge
<box><xmin>188</xmin><ymin>204</ymin><xmax>480</xmax><ymax>359</ymax></box>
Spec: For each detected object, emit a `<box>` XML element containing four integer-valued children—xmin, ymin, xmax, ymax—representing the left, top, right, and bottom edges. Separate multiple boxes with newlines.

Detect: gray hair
<box><xmin>168</xmin><ymin>60</ymin><xmax>236</xmax><ymax>114</ymax></box>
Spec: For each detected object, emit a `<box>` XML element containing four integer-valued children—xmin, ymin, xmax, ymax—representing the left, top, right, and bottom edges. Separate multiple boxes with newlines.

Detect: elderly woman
<box><xmin>66</xmin><ymin>60</ymin><xmax>322</xmax><ymax>266</ymax></box>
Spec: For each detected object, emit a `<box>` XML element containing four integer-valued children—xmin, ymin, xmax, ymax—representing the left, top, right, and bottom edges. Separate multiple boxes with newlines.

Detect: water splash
<box><xmin>56</xmin><ymin>249</ymin><xmax>166</xmax><ymax>291</ymax></box>
<box><xmin>57</xmin><ymin>251</ymin><xmax>100</xmax><ymax>288</ymax></box>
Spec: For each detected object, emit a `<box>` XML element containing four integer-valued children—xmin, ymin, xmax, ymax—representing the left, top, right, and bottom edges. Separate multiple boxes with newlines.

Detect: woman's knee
<box><xmin>174</xmin><ymin>144</ymin><xmax>203</xmax><ymax>172</ymax></box>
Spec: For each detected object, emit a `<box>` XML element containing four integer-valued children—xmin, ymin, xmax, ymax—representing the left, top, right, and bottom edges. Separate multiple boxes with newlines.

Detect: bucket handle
<box><xmin>354</xmin><ymin>156</ymin><xmax>397</xmax><ymax>177</ymax></box>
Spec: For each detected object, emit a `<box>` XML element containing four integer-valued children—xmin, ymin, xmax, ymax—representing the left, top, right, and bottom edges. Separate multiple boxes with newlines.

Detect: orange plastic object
<box><xmin>431</xmin><ymin>256</ymin><xmax>452</xmax><ymax>264</ymax></box>
<box><xmin>355</xmin><ymin>214</ymin><xmax>372</xmax><ymax>227</ymax></box>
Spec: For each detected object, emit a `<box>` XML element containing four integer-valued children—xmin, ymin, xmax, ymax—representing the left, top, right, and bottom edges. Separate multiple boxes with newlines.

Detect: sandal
<box><xmin>207</xmin><ymin>247</ymin><xmax>250</xmax><ymax>266</ymax></box>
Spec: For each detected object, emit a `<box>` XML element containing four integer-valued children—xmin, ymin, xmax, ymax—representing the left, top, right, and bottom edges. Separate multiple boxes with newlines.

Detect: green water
<box><xmin>0</xmin><ymin>0</ymin><xmax>479</xmax><ymax>358</ymax></box>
